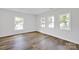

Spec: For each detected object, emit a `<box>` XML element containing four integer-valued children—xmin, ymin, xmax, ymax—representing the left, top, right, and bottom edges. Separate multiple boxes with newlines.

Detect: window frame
<box><xmin>40</xmin><ymin>16</ymin><xmax>46</xmax><ymax>28</ymax></box>
<box><xmin>48</xmin><ymin>16</ymin><xmax>54</xmax><ymax>28</ymax></box>
<box><xmin>59</xmin><ymin>13</ymin><xmax>71</xmax><ymax>31</ymax></box>
<box><xmin>15</xmin><ymin>17</ymin><xmax>24</xmax><ymax>30</ymax></box>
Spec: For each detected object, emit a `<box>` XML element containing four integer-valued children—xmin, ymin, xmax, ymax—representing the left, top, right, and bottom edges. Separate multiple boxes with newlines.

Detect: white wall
<box><xmin>0</xmin><ymin>9</ymin><xmax>36</xmax><ymax>37</ymax></box>
<box><xmin>37</xmin><ymin>8</ymin><xmax>79</xmax><ymax>44</ymax></box>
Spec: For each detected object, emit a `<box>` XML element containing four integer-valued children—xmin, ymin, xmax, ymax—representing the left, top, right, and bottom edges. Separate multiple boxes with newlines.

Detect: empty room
<box><xmin>0</xmin><ymin>8</ymin><xmax>79</xmax><ymax>50</ymax></box>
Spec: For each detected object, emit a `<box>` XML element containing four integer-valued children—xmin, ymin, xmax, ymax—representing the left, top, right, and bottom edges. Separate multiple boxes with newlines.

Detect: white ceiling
<box><xmin>4</xmin><ymin>8</ymin><xmax>51</xmax><ymax>15</ymax></box>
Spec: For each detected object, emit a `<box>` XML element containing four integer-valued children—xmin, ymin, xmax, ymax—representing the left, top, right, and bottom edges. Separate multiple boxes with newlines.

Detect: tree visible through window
<box><xmin>60</xmin><ymin>14</ymin><xmax>70</xmax><ymax>30</ymax></box>
<box><xmin>48</xmin><ymin>16</ymin><xmax>54</xmax><ymax>28</ymax></box>
<box><xmin>15</xmin><ymin>17</ymin><xmax>24</xmax><ymax>30</ymax></box>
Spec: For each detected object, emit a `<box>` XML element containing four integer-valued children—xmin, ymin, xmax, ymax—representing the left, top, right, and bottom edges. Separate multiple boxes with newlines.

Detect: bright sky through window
<box><xmin>40</xmin><ymin>16</ymin><xmax>45</xmax><ymax>28</ymax></box>
<box><xmin>15</xmin><ymin>17</ymin><xmax>24</xmax><ymax>30</ymax></box>
<box><xmin>48</xmin><ymin>16</ymin><xmax>54</xmax><ymax>28</ymax></box>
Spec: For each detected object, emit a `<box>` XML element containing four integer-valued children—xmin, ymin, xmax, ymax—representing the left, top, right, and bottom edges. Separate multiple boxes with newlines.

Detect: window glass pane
<box><xmin>40</xmin><ymin>16</ymin><xmax>45</xmax><ymax>28</ymax></box>
<box><xmin>48</xmin><ymin>16</ymin><xmax>54</xmax><ymax>28</ymax></box>
<box><xmin>15</xmin><ymin>17</ymin><xmax>24</xmax><ymax>30</ymax></box>
<box><xmin>60</xmin><ymin>14</ymin><xmax>70</xmax><ymax>30</ymax></box>
<box><xmin>41</xmin><ymin>24</ymin><xmax>45</xmax><ymax>28</ymax></box>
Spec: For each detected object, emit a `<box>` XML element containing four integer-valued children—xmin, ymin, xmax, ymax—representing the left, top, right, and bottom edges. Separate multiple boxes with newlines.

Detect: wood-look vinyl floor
<box><xmin>0</xmin><ymin>32</ymin><xmax>79</xmax><ymax>50</ymax></box>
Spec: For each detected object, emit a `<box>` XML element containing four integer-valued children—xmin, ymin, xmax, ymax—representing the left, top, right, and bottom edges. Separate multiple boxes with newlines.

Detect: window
<box><xmin>60</xmin><ymin>13</ymin><xmax>70</xmax><ymax>30</ymax></box>
<box><xmin>15</xmin><ymin>17</ymin><xmax>24</xmax><ymax>30</ymax></box>
<box><xmin>40</xmin><ymin>16</ymin><xmax>45</xmax><ymax>28</ymax></box>
<box><xmin>48</xmin><ymin>16</ymin><xmax>54</xmax><ymax>28</ymax></box>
